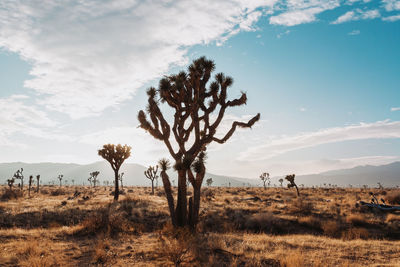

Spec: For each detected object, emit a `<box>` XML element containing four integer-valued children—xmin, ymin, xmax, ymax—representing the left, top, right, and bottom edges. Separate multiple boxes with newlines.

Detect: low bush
<box><xmin>386</xmin><ymin>190</ymin><xmax>400</xmax><ymax>205</ymax></box>
<box><xmin>1</xmin><ymin>189</ymin><xmax>23</xmax><ymax>201</ymax></box>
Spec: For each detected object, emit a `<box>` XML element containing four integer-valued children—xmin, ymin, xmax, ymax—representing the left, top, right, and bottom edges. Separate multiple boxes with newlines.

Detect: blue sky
<box><xmin>0</xmin><ymin>0</ymin><xmax>399</xmax><ymax>178</ymax></box>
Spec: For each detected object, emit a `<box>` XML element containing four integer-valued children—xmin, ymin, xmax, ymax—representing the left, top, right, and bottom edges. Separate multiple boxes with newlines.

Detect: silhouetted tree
<box><xmin>7</xmin><ymin>178</ymin><xmax>14</xmax><ymax>190</ymax></box>
<box><xmin>285</xmin><ymin>174</ymin><xmax>299</xmax><ymax>197</ymax></box>
<box><xmin>206</xmin><ymin>178</ymin><xmax>213</xmax><ymax>186</ymax></box>
<box><xmin>260</xmin><ymin>172</ymin><xmax>270</xmax><ymax>189</ymax></box>
<box><xmin>138</xmin><ymin>57</ymin><xmax>260</xmax><ymax>228</ymax></box>
<box><xmin>98</xmin><ymin>144</ymin><xmax>131</xmax><ymax>201</ymax></box>
<box><xmin>71</xmin><ymin>179</ymin><xmax>75</xmax><ymax>186</ymax></box>
<box><xmin>279</xmin><ymin>178</ymin><xmax>284</xmax><ymax>187</ymax></box>
<box><xmin>28</xmin><ymin>175</ymin><xmax>33</xmax><ymax>197</ymax></box>
<box><xmin>58</xmin><ymin>175</ymin><xmax>63</xmax><ymax>187</ymax></box>
<box><xmin>36</xmin><ymin>175</ymin><xmax>40</xmax><ymax>192</ymax></box>
<box><xmin>13</xmin><ymin>168</ymin><xmax>24</xmax><ymax>189</ymax></box>
<box><xmin>144</xmin><ymin>165</ymin><xmax>159</xmax><ymax>195</ymax></box>
<box><xmin>118</xmin><ymin>172</ymin><xmax>125</xmax><ymax>190</ymax></box>
<box><xmin>88</xmin><ymin>171</ymin><xmax>100</xmax><ymax>187</ymax></box>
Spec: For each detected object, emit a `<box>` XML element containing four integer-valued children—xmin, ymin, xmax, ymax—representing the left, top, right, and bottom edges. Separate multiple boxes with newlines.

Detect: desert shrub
<box><xmin>346</xmin><ymin>214</ymin><xmax>368</xmax><ymax>226</ymax></box>
<box><xmin>290</xmin><ymin>198</ymin><xmax>314</xmax><ymax>215</ymax></box>
<box><xmin>386</xmin><ymin>190</ymin><xmax>400</xmax><ymax>205</ymax></box>
<box><xmin>321</xmin><ymin>220</ymin><xmax>341</xmax><ymax>237</ymax></box>
<box><xmin>51</xmin><ymin>188</ymin><xmax>66</xmax><ymax>196</ymax></box>
<box><xmin>298</xmin><ymin>216</ymin><xmax>321</xmax><ymax>230</ymax></box>
<box><xmin>342</xmin><ymin>227</ymin><xmax>370</xmax><ymax>240</ymax></box>
<box><xmin>244</xmin><ymin>212</ymin><xmax>282</xmax><ymax>233</ymax></box>
<box><xmin>40</xmin><ymin>188</ymin><xmax>49</xmax><ymax>194</ymax></box>
<box><xmin>1</xmin><ymin>188</ymin><xmax>23</xmax><ymax>201</ymax></box>
<box><xmin>202</xmin><ymin>188</ymin><xmax>214</xmax><ymax>198</ymax></box>
<box><xmin>75</xmin><ymin>205</ymin><xmax>129</xmax><ymax>236</ymax></box>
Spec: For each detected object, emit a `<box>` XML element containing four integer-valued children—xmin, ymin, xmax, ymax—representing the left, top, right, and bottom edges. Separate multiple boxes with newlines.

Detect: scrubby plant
<box><xmin>138</xmin><ymin>56</ymin><xmax>260</xmax><ymax>228</ymax></box>
<box><xmin>259</xmin><ymin>172</ymin><xmax>270</xmax><ymax>189</ymax></box>
<box><xmin>206</xmin><ymin>178</ymin><xmax>213</xmax><ymax>187</ymax></box>
<box><xmin>98</xmin><ymin>144</ymin><xmax>131</xmax><ymax>201</ymax></box>
<box><xmin>58</xmin><ymin>175</ymin><xmax>63</xmax><ymax>187</ymax></box>
<box><xmin>144</xmin><ymin>165</ymin><xmax>159</xmax><ymax>195</ymax></box>
<box><xmin>285</xmin><ymin>174</ymin><xmax>300</xmax><ymax>197</ymax></box>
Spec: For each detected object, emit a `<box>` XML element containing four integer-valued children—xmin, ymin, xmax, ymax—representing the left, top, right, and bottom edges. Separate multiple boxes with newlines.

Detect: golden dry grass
<box><xmin>0</xmin><ymin>185</ymin><xmax>399</xmax><ymax>266</ymax></box>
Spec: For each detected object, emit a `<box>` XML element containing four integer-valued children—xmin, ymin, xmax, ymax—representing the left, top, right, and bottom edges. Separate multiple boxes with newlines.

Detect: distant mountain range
<box><xmin>0</xmin><ymin>161</ymin><xmax>399</xmax><ymax>187</ymax></box>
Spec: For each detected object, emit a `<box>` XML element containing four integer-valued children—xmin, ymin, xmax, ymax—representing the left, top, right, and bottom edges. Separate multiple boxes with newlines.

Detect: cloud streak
<box><xmin>239</xmin><ymin>120</ymin><xmax>400</xmax><ymax>161</ymax></box>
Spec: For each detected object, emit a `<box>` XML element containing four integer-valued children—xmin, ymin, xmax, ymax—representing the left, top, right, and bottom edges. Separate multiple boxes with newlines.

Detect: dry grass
<box><xmin>0</xmin><ymin>185</ymin><xmax>400</xmax><ymax>266</ymax></box>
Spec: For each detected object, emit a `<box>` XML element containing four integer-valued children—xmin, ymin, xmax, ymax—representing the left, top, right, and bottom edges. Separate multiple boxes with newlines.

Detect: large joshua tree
<box><xmin>98</xmin><ymin>144</ymin><xmax>131</xmax><ymax>201</ymax></box>
<box><xmin>138</xmin><ymin>57</ymin><xmax>260</xmax><ymax>228</ymax></box>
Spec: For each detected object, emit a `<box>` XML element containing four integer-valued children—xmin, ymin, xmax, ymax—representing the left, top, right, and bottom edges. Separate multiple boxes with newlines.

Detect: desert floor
<box><xmin>1</xmin><ymin>185</ymin><xmax>400</xmax><ymax>266</ymax></box>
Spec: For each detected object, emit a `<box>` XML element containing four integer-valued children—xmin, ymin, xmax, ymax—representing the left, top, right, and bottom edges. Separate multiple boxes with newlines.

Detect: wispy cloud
<box><xmin>332</xmin><ymin>9</ymin><xmax>380</xmax><ymax>24</ymax></box>
<box><xmin>0</xmin><ymin>95</ymin><xmax>72</xmax><ymax>147</ymax></box>
<box><xmin>391</xmin><ymin>107</ymin><xmax>400</xmax><ymax>111</ymax></box>
<box><xmin>0</xmin><ymin>0</ymin><xmax>275</xmax><ymax>119</ymax></box>
<box><xmin>239</xmin><ymin>120</ymin><xmax>400</xmax><ymax>161</ymax></box>
<box><xmin>270</xmin><ymin>0</ymin><xmax>340</xmax><ymax>26</ymax></box>
<box><xmin>383</xmin><ymin>14</ymin><xmax>400</xmax><ymax>21</ymax></box>
<box><xmin>348</xmin><ymin>29</ymin><xmax>361</xmax><ymax>35</ymax></box>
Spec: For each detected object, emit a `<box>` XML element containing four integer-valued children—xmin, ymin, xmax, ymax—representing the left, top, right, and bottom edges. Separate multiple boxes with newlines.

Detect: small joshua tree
<box><xmin>36</xmin><ymin>175</ymin><xmax>40</xmax><ymax>193</ymax></box>
<box><xmin>285</xmin><ymin>174</ymin><xmax>299</xmax><ymax>197</ymax></box>
<box><xmin>88</xmin><ymin>171</ymin><xmax>100</xmax><ymax>187</ymax></box>
<box><xmin>118</xmin><ymin>172</ymin><xmax>125</xmax><ymax>190</ymax></box>
<box><xmin>144</xmin><ymin>165</ymin><xmax>159</xmax><ymax>195</ymax></box>
<box><xmin>28</xmin><ymin>175</ymin><xmax>34</xmax><ymax>197</ymax></box>
<box><xmin>71</xmin><ymin>179</ymin><xmax>75</xmax><ymax>186</ymax></box>
<box><xmin>260</xmin><ymin>172</ymin><xmax>270</xmax><ymax>189</ymax></box>
<box><xmin>138</xmin><ymin>57</ymin><xmax>260</xmax><ymax>228</ymax></box>
<box><xmin>58</xmin><ymin>175</ymin><xmax>63</xmax><ymax>187</ymax></box>
<box><xmin>13</xmin><ymin>168</ymin><xmax>24</xmax><ymax>189</ymax></box>
<box><xmin>98</xmin><ymin>144</ymin><xmax>131</xmax><ymax>201</ymax></box>
<box><xmin>279</xmin><ymin>178</ymin><xmax>284</xmax><ymax>187</ymax></box>
<box><xmin>7</xmin><ymin>178</ymin><xmax>14</xmax><ymax>190</ymax></box>
<box><xmin>206</xmin><ymin>178</ymin><xmax>213</xmax><ymax>187</ymax></box>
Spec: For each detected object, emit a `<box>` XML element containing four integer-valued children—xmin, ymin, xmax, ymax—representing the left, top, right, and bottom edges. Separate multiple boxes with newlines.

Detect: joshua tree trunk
<box><xmin>151</xmin><ymin>180</ymin><xmax>154</xmax><ymax>195</ymax></box>
<box><xmin>114</xmin><ymin>170</ymin><xmax>119</xmax><ymax>201</ymax></box>
<box><xmin>36</xmin><ymin>178</ymin><xmax>40</xmax><ymax>193</ymax></box>
<box><xmin>161</xmin><ymin>170</ymin><xmax>176</xmax><ymax>226</ymax></box>
<box><xmin>294</xmin><ymin>184</ymin><xmax>300</xmax><ymax>197</ymax></box>
<box><xmin>175</xmin><ymin>170</ymin><xmax>187</xmax><ymax>227</ymax></box>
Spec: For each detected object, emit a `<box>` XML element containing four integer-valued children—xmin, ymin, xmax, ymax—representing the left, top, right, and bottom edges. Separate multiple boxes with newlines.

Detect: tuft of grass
<box><xmin>346</xmin><ymin>214</ymin><xmax>368</xmax><ymax>226</ymax></box>
<box><xmin>279</xmin><ymin>250</ymin><xmax>304</xmax><ymax>267</ymax></box>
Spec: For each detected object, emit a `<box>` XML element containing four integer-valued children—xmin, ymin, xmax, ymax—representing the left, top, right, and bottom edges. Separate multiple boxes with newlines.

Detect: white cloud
<box><xmin>391</xmin><ymin>107</ymin><xmax>400</xmax><ymax>111</ymax></box>
<box><xmin>0</xmin><ymin>95</ymin><xmax>72</xmax><ymax>147</ymax></box>
<box><xmin>299</xmin><ymin>107</ymin><xmax>306</xmax><ymax>112</ymax></box>
<box><xmin>382</xmin><ymin>0</ymin><xmax>400</xmax><ymax>11</ymax></box>
<box><xmin>239</xmin><ymin>120</ymin><xmax>400</xmax><ymax>161</ymax></box>
<box><xmin>0</xmin><ymin>0</ymin><xmax>276</xmax><ymax>119</ymax></box>
<box><xmin>269</xmin><ymin>0</ymin><xmax>340</xmax><ymax>26</ymax></box>
<box><xmin>348</xmin><ymin>29</ymin><xmax>361</xmax><ymax>35</ymax></box>
<box><xmin>383</xmin><ymin>14</ymin><xmax>400</xmax><ymax>21</ymax></box>
<box><xmin>332</xmin><ymin>9</ymin><xmax>380</xmax><ymax>24</ymax></box>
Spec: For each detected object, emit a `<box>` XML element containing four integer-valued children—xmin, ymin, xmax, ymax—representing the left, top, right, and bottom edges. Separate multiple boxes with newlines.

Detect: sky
<box><xmin>0</xmin><ymin>0</ymin><xmax>399</xmax><ymax>179</ymax></box>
